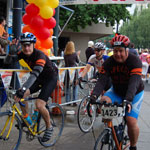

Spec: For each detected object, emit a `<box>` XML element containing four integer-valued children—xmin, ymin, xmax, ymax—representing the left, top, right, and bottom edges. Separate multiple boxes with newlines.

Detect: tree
<box><xmin>120</xmin><ymin>6</ymin><xmax>150</xmax><ymax>49</ymax></box>
<box><xmin>59</xmin><ymin>4</ymin><xmax>131</xmax><ymax>32</ymax></box>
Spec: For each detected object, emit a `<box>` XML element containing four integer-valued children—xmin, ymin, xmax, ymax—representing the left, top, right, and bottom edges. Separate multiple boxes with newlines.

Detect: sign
<box><xmin>60</xmin><ymin>0</ymin><xmax>150</xmax><ymax>5</ymax></box>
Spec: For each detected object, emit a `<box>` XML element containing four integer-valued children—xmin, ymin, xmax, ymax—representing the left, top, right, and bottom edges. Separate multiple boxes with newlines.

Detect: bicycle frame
<box><xmin>0</xmin><ymin>101</ymin><xmax>41</xmax><ymax>140</ymax></box>
<box><xmin>104</xmin><ymin>119</ymin><xmax>123</xmax><ymax>150</ymax></box>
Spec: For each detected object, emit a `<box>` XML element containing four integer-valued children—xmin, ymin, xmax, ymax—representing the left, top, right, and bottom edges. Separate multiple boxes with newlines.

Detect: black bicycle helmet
<box><xmin>20</xmin><ymin>32</ymin><xmax>36</xmax><ymax>44</ymax></box>
<box><xmin>94</xmin><ymin>42</ymin><xmax>106</xmax><ymax>51</ymax></box>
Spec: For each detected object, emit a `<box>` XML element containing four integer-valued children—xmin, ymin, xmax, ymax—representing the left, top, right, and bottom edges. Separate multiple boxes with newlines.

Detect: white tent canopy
<box><xmin>60</xmin><ymin>0</ymin><xmax>149</xmax><ymax>5</ymax></box>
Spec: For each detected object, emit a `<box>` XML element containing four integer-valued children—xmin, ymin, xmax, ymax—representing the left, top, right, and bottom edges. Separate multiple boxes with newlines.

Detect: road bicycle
<box><xmin>0</xmin><ymin>89</ymin><xmax>64</xmax><ymax>150</ymax></box>
<box><xmin>88</xmin><ymin>100</ymin><xmax>130</xmax><ymax>150</ymax></box>
<box><xmin>77</xmin><ymin>79</ymin><xmax>100</xmax><ymax>133</ymax></box>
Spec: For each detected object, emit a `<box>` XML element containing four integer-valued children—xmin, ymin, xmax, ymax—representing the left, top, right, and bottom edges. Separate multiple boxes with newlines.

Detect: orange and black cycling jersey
<box><xmin>17</xmin><ymin>49</ymin><xmax>58</xmax><ymax>89</ymax></box>
<box><xmin>92</xmin><ymin>53</ymin><xmax>144</xmax><ymax>102</ymax></box>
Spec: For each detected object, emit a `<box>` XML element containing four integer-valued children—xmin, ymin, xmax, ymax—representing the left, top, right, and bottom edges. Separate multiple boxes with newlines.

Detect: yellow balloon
<box><xmin>34</xmin><ymin>0</ymin><xmax>47</xmax><ymax>7</ymax></box>
<box><xmin>26</xmin><ymin>0</ymin><xmax>34</xmax><ymax>4</ymax></box>
<box><xmin>47</xmin><ymin>0</ymin><xmax>59</xmax><ymax>8</ymax></box>
<box><xmin>40</xmin><ymin>6</ymin><xmax>53</xmax><ymax>19</ymax></box>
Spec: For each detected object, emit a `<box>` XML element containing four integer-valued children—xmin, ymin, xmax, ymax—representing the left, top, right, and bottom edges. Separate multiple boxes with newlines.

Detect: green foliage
<box><xmin>60</xmin><ymin>4</ymin><xmax>131</xmax><ymax>32</ymax></box>
<box><xmin>120</xmin><ymin>6</ymin><xmax>150</xmax><ymax>48</ymax></box>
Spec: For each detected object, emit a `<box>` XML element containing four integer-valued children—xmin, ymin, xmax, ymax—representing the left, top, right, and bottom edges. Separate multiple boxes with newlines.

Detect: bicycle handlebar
<box><xmin>87</xmin><ymin>100</ymin><xmax>128</xmax><ymax>118</ymax></box>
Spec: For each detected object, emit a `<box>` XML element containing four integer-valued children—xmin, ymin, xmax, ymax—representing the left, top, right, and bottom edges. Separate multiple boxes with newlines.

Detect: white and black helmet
<box><xmin>94</xmin><ymin>42</ymin><xmax>106</xmax><ymax>51</ymax></box>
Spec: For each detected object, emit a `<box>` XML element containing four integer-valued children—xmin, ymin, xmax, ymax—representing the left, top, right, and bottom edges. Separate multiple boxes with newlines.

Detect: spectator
<box><xmin>64</xmin><ymin>41</ymin><xmax>79</xmax><ymax>106</ymax></box>
<box><xmin>85</xmin><ymin>41</ymin><xmax>94</xmax><ymax>62</ymax></box>
<box><xmin>129</xmin><ymin>43</ymin><xmax>138</xmax><ymax>56</ymax></box>
<box><xmin>0</xmin><ymin>16</ymin><xmax>9</xmax><ymax>55</ymax></box>
<box><xmin>139</xmin><ymin>49</ymin><xmax>149</xmax><ymax>81</ymax></box>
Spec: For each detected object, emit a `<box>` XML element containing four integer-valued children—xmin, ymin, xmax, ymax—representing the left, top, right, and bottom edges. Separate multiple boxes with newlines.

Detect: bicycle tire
<box><xmin>37</xmin><ymin>103</ymin><xmax>64</xmax><ymax>147</ymax></box>
<box><xmin>0</xmin><ymin>111</ymin><xmax>22</xmax><ymax>150</ymax></box>
<box><xmin>77</xmin><ymin>96</ymin><xmax>96</xmax><ymax>133</ymax></box>
<box><xmin>94</xmin><ymin>129</ymin><xmax>114</xmax><ymax>150</ymax></box>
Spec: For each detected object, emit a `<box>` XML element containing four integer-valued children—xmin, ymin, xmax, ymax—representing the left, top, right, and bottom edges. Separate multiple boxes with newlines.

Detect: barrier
<box><xmin>0</xmin><ymin>66</ymin><xmax>95</xmax><ymax>107</ymax></box>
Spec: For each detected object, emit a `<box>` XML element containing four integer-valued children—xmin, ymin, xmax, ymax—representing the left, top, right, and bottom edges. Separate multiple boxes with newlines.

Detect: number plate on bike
<box><xmin>101</xmin><ymin>106</ymin><xmax>118</xmax><ymax>119</ymax></box>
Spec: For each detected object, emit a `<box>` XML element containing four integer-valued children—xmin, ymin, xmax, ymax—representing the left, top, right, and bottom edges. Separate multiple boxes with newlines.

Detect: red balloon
<box><xmin>44</xmin><ymin>17</ymin><xmax>56</xmax><ymax>29</ymax></box>
<box><xmin>30</xmin><ymin>16</ymin><xmax>44</xmax><ymax>30</ymax></box>
<box><xmin>36</xmin><ymin>27</ymin><xmax>50</xmax><ymax>40</ymax></box>
<box><xmin>22</xmin><ymin>13</ymin><xmax>32</xmax><ymax>25</ymax></box>
<box><xmin>25</xmin><ymin>4</ymin><xmax>40</xmax><ymax>16</ymax></box>
<box><xmin>53</xmin><ymin>9</ymin><xmax>55</xmax><ymax>16</ymax></box>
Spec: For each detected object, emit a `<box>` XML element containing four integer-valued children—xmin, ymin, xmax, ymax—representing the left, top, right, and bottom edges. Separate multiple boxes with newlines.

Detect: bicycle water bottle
<box><xmin>24</xmin><ymin>114</ymin><xmax>32</xmax><ymax>125</ymax></box>
<box><xmin>32</xmin><ymin>109</ymin><xmax>39</xmax><ymax>124</ymax></box>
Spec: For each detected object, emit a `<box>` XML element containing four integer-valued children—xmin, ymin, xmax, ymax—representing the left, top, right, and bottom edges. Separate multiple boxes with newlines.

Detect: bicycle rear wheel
<box><xmin>77</xmin><ymin>96</ymin><xmax>96</xmax><ymax>133</ymax></box>
<box><xmin>0</xmin><ymin>111</ymin><xmax>22</xmax><ymax>150</ymax></box>
<box><xmin>37</xmin><ymin>103</ymin><xmax>64</xmax><ymax>147</ymax></box>
<box><xmin>94</xmin><ymin>129</ymin><xmax>114</xmax><ymax>150</ymax></box>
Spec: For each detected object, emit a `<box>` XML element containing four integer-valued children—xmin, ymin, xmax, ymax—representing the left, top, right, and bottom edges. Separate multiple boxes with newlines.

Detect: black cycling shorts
<box><xmin>29</xmin><ymin>75</ymin><xmax>58</xmax><ymax>102</ymax></box>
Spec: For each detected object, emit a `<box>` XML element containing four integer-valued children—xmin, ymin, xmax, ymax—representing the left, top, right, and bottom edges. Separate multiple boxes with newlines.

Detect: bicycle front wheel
<box><xmin>0</xmin><ymin>111</ymin><xmax>22</xmax><ymax>150</ymax></box>
<box><xmin>94</xmin><ymin>129</ymin><xmax>114</xmax><ymax>150</ymax></box>
<box><xmin>37</xmin><ymin>103</ymin><xmax>64</xmax><ymax>147</ymax></box>
<box><xmin>77</xmin><ymin>96</ymin><xmax>96</xmax><ymax>133</ymax></box>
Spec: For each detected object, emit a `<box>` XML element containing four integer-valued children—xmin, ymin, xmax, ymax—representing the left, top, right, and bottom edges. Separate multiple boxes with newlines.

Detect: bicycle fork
<box><xmin>0</xmin><ymin>111</ymin><xmax>15</xmax><ymax>140</ymax></box>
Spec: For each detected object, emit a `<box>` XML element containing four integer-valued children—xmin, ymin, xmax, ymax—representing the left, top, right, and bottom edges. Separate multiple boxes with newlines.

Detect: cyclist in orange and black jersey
<box><xmin>14</xmin><ymin>33</ymin><xmax>58</xmax><ymax>143</ymax></box>
<box><xmin>90</xmin><ymin>35</ymin><xmax>144</xmax><ymax>150</ymax></box>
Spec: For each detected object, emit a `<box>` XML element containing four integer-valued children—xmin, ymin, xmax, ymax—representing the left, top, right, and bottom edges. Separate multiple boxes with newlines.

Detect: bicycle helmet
<box><xmin>94</xmin><ymin>42</ymin><xmax>106</xmax><ymax>51</ymax></box>
<box><xmin>20</xmin><ymin>32</ymin><xmax>36</xmax><ymax>44</ymax></box>
<box><xmin>111</xmin><ymin>35</ymin><xmax>130</xmax><ymax>48</ymax></box>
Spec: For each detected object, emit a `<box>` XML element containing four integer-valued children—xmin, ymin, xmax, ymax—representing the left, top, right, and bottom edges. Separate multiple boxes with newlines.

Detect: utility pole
<box><xmin>53</xmin><ymin>6</ymin><xmax>59</xmax><ymax>56</ymax></box>
<box><xmin>12</xmin><ymin>0</ymin><xmax>22</xmax><ymax>39</ymax></box>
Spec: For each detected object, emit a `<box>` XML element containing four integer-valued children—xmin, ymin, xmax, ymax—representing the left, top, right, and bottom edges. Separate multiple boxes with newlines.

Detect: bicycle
<box><xmin>77</xmin><ymin>79</ymin><xmax>100</xmax><ymax>133</ymax></box>
<box><xmin>0</xmin><ymin>89</ymin><xmax>64</xmax><ymax>150</ymax></box>
<box><xmin>88</xmin><ymin>100</ymin><xmax>130</xmax><ymax>150</ymax></box>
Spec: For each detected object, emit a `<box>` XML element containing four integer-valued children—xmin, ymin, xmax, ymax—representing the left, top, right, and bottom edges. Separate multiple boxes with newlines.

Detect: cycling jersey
<box><xmin>87</xmin><ymin>54</ymin><xmax>109</xmax><ymax>72</ymax></box>
<box><xmin>92</xmin><ymin>53</ymin><xmax>144</xmax><ymax>102</ymax></box>
<box><xmin>17</xmin><ymin>48</ymin><xmax>58</xmax><ymax>90</ymax></box>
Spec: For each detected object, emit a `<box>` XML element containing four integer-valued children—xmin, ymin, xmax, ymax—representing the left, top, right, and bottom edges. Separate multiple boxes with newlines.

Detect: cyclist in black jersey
<box><xmin>90</xmin><ymin>35</ymin><xmax>144</xmax><ymax>150</ymax></box>
<box><xmin>14</xmin><ymin>33</ymin><xmax>58</xmax><ymax>142</ymax></box>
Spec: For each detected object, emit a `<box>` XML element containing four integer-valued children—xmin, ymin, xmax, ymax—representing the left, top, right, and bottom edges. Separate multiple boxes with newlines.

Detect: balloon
<box><xmin>50</xmin><ymin>29</ymin><xmax>53</xmax><ymax>37</ymax></box>
<box><xmin>30</xmin><ymin>16</ymin><xmax>44</xmax><ymax>30</ymax></box>
<box><xmin>25</xmin><ymin>4</ymin><xmax>40</xmax><ymax>17</ymax></box>
<box><xmin>22</xmin><ymin>14</ymin><xmax>32</xmax><ymax>25</ymax></box>
<box><xmin>22</xmin><ymin>25</ymin><xmax>33</xmax><ymax>33</ymax></box>
<box><xmin>36</xmin><ymin>27</ymin><xmax>50</xmax><ymax>40</ymax></box>
<box><xmin>34</xmin><ymin>0</ymin><xmax>47</xmax><ymax>7</ymax></box>
<box><xmin>42</xmin><ymin>49</ymin><xmax>49</xmax><ymax>56</ymax></box>
<box><xmin>35</xmin><ymin>39</ymin><xmax>41</xmax><ymax>49</ymax></box>
<box><xmin>41</xmin><ymin>37</ymin><xmax>53</xmax><ymax>49</ymax></box>
<box><xmin>53</xmin><ymin>9</ymin><xmax>55</xmax><ymax>16</ymax></box>
<box><xmin>44</xmin><ymin>17</ymin><xmax>56</xmax><ymax>29</ymax></box>
<box><xmin>26</xmin><ymin>0</ymin><xmax>34</xmax><ymax>3</ymax></box>
<box><xmin>40</xmin><ymin>6</ymin><xmax>53</xmax><ymax>19</ymax></box>
<box><xmin>47</xmin><ymin>0</ymin><xmax>59</xmax><ymax>8</ymax></box>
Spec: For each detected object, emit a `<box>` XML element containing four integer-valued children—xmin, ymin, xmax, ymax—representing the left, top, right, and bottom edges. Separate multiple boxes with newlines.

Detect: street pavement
<box><xmin>1</xmin><ymin>81</ymin><xmax>150</xmax><ymax>150</ymax></box>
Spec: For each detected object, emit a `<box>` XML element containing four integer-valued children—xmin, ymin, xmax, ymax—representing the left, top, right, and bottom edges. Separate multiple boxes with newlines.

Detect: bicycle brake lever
<box><xmin>19</xmin><ymin>101</ymin><xmax>26</xmax><ymax>107</ymax></box>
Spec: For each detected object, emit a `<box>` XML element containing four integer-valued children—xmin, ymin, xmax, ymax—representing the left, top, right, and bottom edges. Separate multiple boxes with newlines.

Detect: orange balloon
<box><xmin>22</xmin><ymin>25</ymin><xmax>32</xmax><ymax>33</ymax></box>
<box><xmin>35</xmin><ymin>39</ymin><xmax>41</xmax><ymax>49</ymax></box>
<box><xmin>41</xmin><ymin>37</ymin><xmax>53</xmax><ymax>49</ymax></box>
<box><xmin>49</xmin><ymin>29</ymin><xmax>53</xmax><ymax>37</ymax></box>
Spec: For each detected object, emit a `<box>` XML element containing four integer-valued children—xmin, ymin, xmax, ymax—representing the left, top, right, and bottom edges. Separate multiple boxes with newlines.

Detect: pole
<box><xmin>12</xmin><ymin>0</ymin><xmax>22</xmax><ymax>39</ymax></box>
<box><xmin>53</xmin><ymin>6</ymin><xmax>60</xmax><ymax>56</ymax></box>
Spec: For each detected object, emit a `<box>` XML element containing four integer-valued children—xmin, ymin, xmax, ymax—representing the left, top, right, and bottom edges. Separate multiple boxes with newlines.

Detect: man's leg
<box><xmin>36</xmin><ymin>99</ymin><xmax>51</xmax><ymax>128</ymax></box>
<box><xmin>126</xmin><ymin>116</ymin><xmax>139</xmax><ymax>147</ymax></box>
<box><xmin>20</xmin><ymin>89</ymin><xmax>30</xmax><ymax>116</ymax></box>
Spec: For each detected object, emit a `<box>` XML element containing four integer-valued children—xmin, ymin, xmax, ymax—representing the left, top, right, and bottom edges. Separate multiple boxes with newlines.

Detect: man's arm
<box><xmin>81</xmin><ymin>63</ymin><xmax>91</xmax><ymax>78</ymax></box>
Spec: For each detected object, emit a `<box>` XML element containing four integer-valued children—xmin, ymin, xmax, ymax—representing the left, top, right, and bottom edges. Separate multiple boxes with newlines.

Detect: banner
<box><xmin>0</xmin><ymin>72</ymin><xmax>12</xmax><ymax>89</ymax></box>
<box><xmin>60</xmin><ymin>0</ymin><xmax>150</xmax><ymax>5</ymax></box>
<box><xmin>16</xmin><ymin>72</ymin><xmax>30</xmax><ymax>87</ymax></box>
